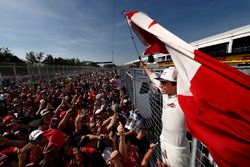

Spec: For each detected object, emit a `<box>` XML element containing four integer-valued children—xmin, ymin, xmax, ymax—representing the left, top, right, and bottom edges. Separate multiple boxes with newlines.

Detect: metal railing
<box><xmin>0</xmin><ymin>64</ymin><xmax>97</xmax><ymax>86</ymax></box>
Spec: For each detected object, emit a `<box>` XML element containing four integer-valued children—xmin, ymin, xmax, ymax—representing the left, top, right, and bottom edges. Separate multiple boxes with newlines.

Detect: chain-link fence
<box><xmin>120</xmin><ymin>68</ymin><xmax>164</xmax><ymax>166</ymax></box>
<box><xmin>120</xmin><ymin>66</ymin><xmax>250</xmax><ymax>167</ymax></box>
<box><xmin>0</xmin><ymin>64</ymin><xmax>97</xmax><ymax>87</ymax></box>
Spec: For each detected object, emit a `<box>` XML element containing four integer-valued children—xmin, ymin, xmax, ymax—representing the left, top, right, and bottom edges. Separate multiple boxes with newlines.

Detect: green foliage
<box><xmin>0</xmin><ymin>47</ymin><xmax>25</xmax><ymax>64</ymax></box>
<box><xmin>36</xmin><ymin>52</ymin><xmax>44</xmax><ymax>63</ymax></box>
<box><xmin>26</xmin><ymin>51</ymin><xmax>38</xmax><ymax>64</ymax></box>
<box><xmin>0</xmin><ymin>47</ymin><xmax>102</xmax><ymax>67</ymax></box>
<box><xmin>43</xmin><ymin>54</ymin><xmax>54</xmax><ymax>64</ymax></box>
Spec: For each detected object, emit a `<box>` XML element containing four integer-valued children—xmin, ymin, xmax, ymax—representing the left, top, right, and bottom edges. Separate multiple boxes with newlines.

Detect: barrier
<box><xmin>0</xmin><ymin>64</ymin><xmax>97</xmax><ymax>86</ymax></box>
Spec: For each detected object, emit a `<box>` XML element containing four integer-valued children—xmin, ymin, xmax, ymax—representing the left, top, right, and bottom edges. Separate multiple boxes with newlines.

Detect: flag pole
<box><xmin>122</xmin><ymin>10</ymin><xmax>151</xmax><ymax>101</ymax></box>
<box><xmin>122</xmin><ymin>10</ymin><xmax>141</xmax><ymax>61</ymax></box>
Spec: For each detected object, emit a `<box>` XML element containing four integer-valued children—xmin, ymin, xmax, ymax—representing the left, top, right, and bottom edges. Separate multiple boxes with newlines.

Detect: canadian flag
<box><xmin>125</xmin><ymin>11</ymin><xmax>250</xmax><ymax>166</ymax></box>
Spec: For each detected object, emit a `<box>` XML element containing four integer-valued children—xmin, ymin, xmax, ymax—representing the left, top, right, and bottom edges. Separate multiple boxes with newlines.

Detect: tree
<box><xmin>26</xmin><ymin>51</ymin><xmax>38</xmax><ymax>64</ymax></box>
<box><xmin>36</xmin><ymin>52</ymin><xmax>44</xmax><ymax>63</ymax></box>
<box><xmin>54</xmin><ymin>57</ymin><xmax>65</xmax><ymax>65</ymax></box>
<box><xmin>0</xmin><ymin>47</ymin><xmax>25</xmax><ymax>64</ymax></box>
<box><xmin>75</xmin><ymin>58</ymin><xmax>81</xmax><ymax>66</ymax></box>
<box><xmin>43</xmin><ymin>54</ymin><xmax>54</xmax><ymax>64</ymax></box>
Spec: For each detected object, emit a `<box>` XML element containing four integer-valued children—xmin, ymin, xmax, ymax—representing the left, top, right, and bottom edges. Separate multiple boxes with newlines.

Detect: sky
<box><xmin>0</xmin><ymin>0</ymin><xmax>250</xmax><ymax>65</ymax></box>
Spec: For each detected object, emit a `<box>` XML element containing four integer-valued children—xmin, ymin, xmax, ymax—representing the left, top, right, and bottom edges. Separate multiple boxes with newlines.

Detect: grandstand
<box><xmin>125</xmin><ymin>24</ymin><xmax>250</xmax><ymax>67</ymax></box>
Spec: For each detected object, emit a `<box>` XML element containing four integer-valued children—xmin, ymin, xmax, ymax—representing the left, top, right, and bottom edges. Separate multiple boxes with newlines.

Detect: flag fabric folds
<box><xmin>125</xmin><ymin>11</ymin><xmax>250</xmax><ymax>166</ymax></box>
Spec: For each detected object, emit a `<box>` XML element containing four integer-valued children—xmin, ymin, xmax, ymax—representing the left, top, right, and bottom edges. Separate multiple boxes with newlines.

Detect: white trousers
<box><xmin>161</xmin><ymin>141</ymin><xmax>190</xmax><ymax>167</ymax></box>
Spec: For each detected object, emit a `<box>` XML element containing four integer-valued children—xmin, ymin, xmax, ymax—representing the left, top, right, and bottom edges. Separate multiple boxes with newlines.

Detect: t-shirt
<box><xmin>42</xmin><ymin>129</ymin><xmax>65</xmax><ymax>150</ymax></box>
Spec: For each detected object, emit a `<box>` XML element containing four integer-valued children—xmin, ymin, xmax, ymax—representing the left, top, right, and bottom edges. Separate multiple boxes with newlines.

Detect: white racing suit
<box><xmin>150</xmin><ymin>73</ymin><xmax>190</xmax><ymax>167</ymax></box>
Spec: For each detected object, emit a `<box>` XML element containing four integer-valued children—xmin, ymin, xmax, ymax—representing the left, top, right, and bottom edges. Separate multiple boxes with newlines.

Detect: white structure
<box><xmin>125</xmin><ymin>24</ymin><xmax>250</xmax><ymax>66</ymax></box>
<box><xmin>190</xmin><ymin>24</ymin><xmax>250</xmax><ymax>54</ymax></box>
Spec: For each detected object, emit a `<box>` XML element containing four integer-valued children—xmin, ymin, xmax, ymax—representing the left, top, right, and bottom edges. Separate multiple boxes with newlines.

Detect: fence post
<box><xmin>52</xmin><ymin>65</ymin><xmax>54</xmax><ymax>76</ymax></box>
<box><xmin>57</xmin><ymin>65</ymin><xmax>60</xmax><ymax>74</ymax></box>
<box><xmin>38</xmin><ymin>65</ymin><xmax>41</xmax><ymax>80</ymax></box>
<box><xmin>26</xmin><ymin>65</ymin><xmax>31</xmax><ymax>83</ymax></box>
<box><xmin>190</xmin><ymin>138</ymin><xmax>197</xmax><ymax>167</ymax></box>
<box><xmin>12</xmin><ymin>64</ymin><xmax>17</xmax><ymax>82</ymax></box>
<box><xmin>46</xmin><ymin>65</ymin><xmax>49</xmax><ymax>80</ymax></box>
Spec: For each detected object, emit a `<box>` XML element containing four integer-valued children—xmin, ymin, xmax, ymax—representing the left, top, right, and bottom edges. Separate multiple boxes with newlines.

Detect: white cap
<box><xmin>95</xmin><ymin>105</ymin><xmax>104</xmax><ymax>115</ymax></box>
<box><xmin>156</xmin><ymin>67</ymin><xmax>177</xmax><ymax>82</ymax></box>
<box><xmin>95</xmin><ymin>108</ymin><xmax>102</xmax><ymax>115</ymax></box>
<box><xmin>29</xmin><ymin>130</ymin><xmax>43</xmax><ymax>141</ymax></box>
<box><xmin>123</xmin><ymin>99</ymin><xmax>128</xmax><ymax>104</ymax></box>
<box><xmin>40</xmin><ymin>109</ymin><xmax>51</xmax><ymax>116</ymax></box>
<box><xmin>40</xmin><ymin>99</ymin><xmax>45</xmax><ymax>104</ymax></box>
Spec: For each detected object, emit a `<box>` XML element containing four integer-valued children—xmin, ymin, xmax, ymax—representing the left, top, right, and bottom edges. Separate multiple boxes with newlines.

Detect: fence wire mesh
<box><xmin>0</xmin><ymin>64</ymin><xmax>97</xmax><ymax>86</ymax></box>
<box><xmin>119</xmin><ymin>68</ymin><xmax>227</xmax><ymax>167</ymax></box>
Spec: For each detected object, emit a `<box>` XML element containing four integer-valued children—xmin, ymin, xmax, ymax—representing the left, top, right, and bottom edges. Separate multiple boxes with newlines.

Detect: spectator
<box><xmin>0</xmin><ymin>70</ymin><xmax>161</xmax><ymax>167</ymax></box>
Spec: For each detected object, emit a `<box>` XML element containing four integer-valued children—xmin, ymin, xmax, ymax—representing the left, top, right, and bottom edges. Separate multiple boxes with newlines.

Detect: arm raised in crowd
<box><xmin>106</xmin><ymin>112</ymin><xmax>118</xmax><ymax>131</ymax></box>
<box><xmin>71</xmin><ymin>94</ymin><xmax>78</xmax><ymax>105</ymax></box>
<box><xmin>54</xmin><ymin>99</ymin><xmax>64</xmax><ymax>116</ymax></box>
<box><xmin>75</xmin><ymin>109</ymin><xmax>84</xmax><ymax>134</ymax></box>
<box><xmin>108</xmin><ymin>131</ymin><xmax>117</xmax><ymax>151</ymax></box>
<box><xmin>63</xmin><ymin>97</ymin><xmax>72</xmax><ymax>109</ymax></box>
<box><xmin>102</xmin><ymin>116</ymin><xmax>112</xmax><ymax>127</ymax></box>
<box><xmin>107</xmin><ymin>150</ymin><xmax>123</xmax><ymax>167</ymax></box>
<box><xmin>141</xmin><ymin>143</ymin><xmax>157</xmax><ymax>167</ymax></box>
<box><xmin>17</xmin><ymin>143</ymin><xmax>33</xmax><ymax>167</ymax></box>
<box><xmin>90</xmin><ymin>102</ymin><xmax>98</xmax><ymax>122</ymax></box>
<box><xmin>117</xmin><ymin>122</ymin><xmax>127</xmax><ymax>164</ymax></box>
<box><xmin>36</xmin><ymin>99</ymin><xmax>46</xmax><ymax>116</ymax></box>
<box><xmin>58</xmin><ymin>108</ymin><xmax>73</xmax><ymax>132</ymax></box>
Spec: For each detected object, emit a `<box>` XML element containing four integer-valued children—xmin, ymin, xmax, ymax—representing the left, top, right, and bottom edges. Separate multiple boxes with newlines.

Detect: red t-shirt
<box><xmin>42</xmin><ymin>129</ymin><xmax>65</xmax><ymax>150</ymax></box>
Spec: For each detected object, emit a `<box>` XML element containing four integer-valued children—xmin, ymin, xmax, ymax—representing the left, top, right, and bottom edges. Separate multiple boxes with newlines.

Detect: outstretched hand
<box><xmin>107</xmin><ymin>150</ymin><xmax>121</xmax><ymax>164</ymax></box>
<box><xmin>117</xmin><ymin>122</ymin><xmax>125</xmax><ymax>136</ymax></box>
<box><xmin>149</xmin><ymin>143</ymin><xmax>157</xmax><ymax>151</ymax></box>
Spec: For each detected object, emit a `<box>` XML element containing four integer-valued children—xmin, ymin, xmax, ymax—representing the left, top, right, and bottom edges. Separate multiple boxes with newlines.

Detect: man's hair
<box><xmin>170</xmin><ymin>81</ymin><xmax>177</xmax><ymax>86</ymax></box>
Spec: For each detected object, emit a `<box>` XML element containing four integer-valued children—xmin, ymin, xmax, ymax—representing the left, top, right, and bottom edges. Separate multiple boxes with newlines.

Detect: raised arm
<box><xmin>141</xmin><ymin>143</ymin><xmax>157</xmax><ymax>167</ymax></box>
<box><xmin>140</xmin><ymin>61</ymin><xmax>161</xmax><ymax>89</ymax></box>
<box><xmin>117</xmin><ymin>122</ymin><xmax>127</xmax><ymax>163</ymax></box>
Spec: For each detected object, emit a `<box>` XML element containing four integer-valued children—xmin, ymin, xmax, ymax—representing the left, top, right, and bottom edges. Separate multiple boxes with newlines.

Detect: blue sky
<box><xmin>0</xmin><ymin>0</ymin><xmax>250</xmax><ymax>65</ymax></box>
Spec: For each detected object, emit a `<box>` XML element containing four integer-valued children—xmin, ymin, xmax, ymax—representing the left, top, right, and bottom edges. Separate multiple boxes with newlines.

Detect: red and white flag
<box><xmin>125</xmin><ymin>11</ymin><xmax>250</xmax><ymax>166</ymax></box>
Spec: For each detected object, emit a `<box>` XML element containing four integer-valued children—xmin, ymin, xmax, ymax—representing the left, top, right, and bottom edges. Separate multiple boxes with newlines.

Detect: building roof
<box><xmin>190</xmin><ymin>24</ymin><xmax>250</xmax><ymax>48</ymax></box>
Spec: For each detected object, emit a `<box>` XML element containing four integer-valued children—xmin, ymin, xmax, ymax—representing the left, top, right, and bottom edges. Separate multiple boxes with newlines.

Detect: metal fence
<box><xmin>0</xmin><ymin>64</ymin><xmax>97</xmax><ymax>86</ymax></box>
<box><xmin>120</xmin><ymin>68</ymin><xmax>164</xmax><ymax>166</ymax></box>
<box><xmin>119</xmin><ymin>66</ymin><xmax>250</xmax><ymax>167</ymax></box>
<box><xmin>1</xmin><ymin>64</ymin><xmax>248</xmax><ymax>166</ymax></box>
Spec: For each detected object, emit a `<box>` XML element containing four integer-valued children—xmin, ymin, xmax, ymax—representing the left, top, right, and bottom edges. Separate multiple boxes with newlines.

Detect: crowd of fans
<box><xmin>0</xmin><ymin>70</ymin><xmax>161</xmax><ymax>167</ymax></box>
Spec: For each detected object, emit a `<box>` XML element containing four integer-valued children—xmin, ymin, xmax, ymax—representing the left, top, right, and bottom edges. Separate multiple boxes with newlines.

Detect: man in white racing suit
<box><xmin>141</xmin><ymin>62</ymin><xmax>190</xmax><ymax>167</ymax></box>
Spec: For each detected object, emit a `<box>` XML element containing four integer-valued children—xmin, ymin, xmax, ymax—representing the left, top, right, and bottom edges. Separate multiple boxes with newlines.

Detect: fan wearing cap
<box><xmin>140</xmin><ymin>61</ymin><xmax>190</xmax><ymax>167</ymax></box>
<box><xmin>17</xmin><ymin>130</ymin><xmax>45</xmax><ymax>167</ymax></box>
